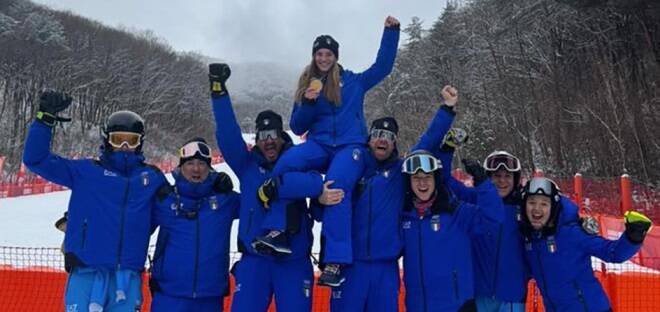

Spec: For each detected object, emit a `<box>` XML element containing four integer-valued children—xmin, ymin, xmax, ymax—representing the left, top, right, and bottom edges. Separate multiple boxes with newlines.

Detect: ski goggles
<box><xmin>256</xmin><ymin>129</ymin><xmax>280</xmax><ymax>141</ymax></box>
<box><xmin>178</xmin><ymin>141</ymin><xmax>211</xmax><ymax>159</ymax></box>
<box><xmin>402</xmin><ymin>153</ymin><xmax>442</xmax><ymax>174</ymax></box>
<box><xmin>107</xmin><ymin>132</ymin><xmax>142</xmax><ymax>149</ymax></box>
<box><xmin>525</xmin><ymin>177</ymin><xmax>558</xmax><ymax>197</ymax></box>
<box><xmin>484</xmin><ymin>153</ymin><xmax>521</xmax><ymax>172</ymax></box>
<box><xmin>369</xmin><ymin>129</ymin><xmax>397</xmax><ymax>142</ymax></box>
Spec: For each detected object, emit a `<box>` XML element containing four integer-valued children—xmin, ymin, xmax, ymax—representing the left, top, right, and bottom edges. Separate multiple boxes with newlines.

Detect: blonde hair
<box><xmin>295</xmin><ymin>59</ymin><xmax>342</xmax><ymax>105</ymax></box>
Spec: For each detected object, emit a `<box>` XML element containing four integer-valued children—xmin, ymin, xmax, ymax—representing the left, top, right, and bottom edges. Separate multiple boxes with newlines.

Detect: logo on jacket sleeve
<box><xmin>332</xmin><ymin>290</ymin><xmax>342</xmax><ymax>299</ymax></box>
<box><xmin>104</xmin><ymin>169</ymin><xmax>118</xmax><ymax>177</ymax></box>
<box><xmin>303</xmin><ymin>279</ymin><xmax>312</xmax><ymax>298</ymax></box>
<box><xmin>141</xmin><ymin>172</ymin><xmax>150</xmax><ymax>186</ymax></box>
<box><xmin>352</xmin><ymin>148</ymin><xmax>361</xmax><ymax>161</ymax></box>
<box><xmin>209</xmin><ymin>196</ymin><xmax>218</xmax><ymax>210</ymax></box>
<box><xmin>402</xmin><ymin>220</ymin><xmax>411</xmax><ymax>229</ymax></box>
<box><xmin>430</xmin><ymin>215</ymin><xmax>441</xmax><ymax>232</ymax></box>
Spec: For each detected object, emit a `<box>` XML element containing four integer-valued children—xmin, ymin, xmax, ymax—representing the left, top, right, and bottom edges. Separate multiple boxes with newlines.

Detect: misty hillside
<box><xmin>0</xmin><ymin>0</ymin><xmax>299</xmax><ymax>176</ymax></box>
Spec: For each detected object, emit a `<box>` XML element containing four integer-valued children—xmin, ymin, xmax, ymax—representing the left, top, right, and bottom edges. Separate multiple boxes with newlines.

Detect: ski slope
<box><xmin>0</xmin><ymin>132</ymin><xmax>323</xmax><ymax>252</ymax></box>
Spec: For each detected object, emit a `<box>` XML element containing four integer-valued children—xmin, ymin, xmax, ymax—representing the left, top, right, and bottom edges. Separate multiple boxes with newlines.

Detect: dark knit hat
<box><xmin>312</xmin><ymin>35</ymin><xmax>339</xmax><ymax>58</ymax></box>
<box><xmin>370</xmin><ymin>117</ymin><xmax>399</xmax><ymax>135</ymax></box>
<box><xmin>255</xmin><ymin>110</ymin><xmax>283</xmax><ymax>132</ymax></box>
<box><xmin>179</xmin><ymin>137</ymin><xmax>212</xmax><ymax>167</ymax></box>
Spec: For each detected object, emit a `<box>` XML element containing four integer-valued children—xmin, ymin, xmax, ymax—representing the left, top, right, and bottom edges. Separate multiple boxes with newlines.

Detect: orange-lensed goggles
<box><xmin>108</xmin><ymin>132</ymin><xmax>142</xmax><ymax>149</ymax></box>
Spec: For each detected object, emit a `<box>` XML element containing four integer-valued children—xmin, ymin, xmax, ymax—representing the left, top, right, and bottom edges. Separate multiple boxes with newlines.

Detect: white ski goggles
<box><xmin>178</xmin><ymin>141</ymin><xmax>211</xmax><ymax>159</ymax></box>
<box><xmin>484</xmin><ymin>153</ymin><xmax>521</xmax><ymax>172</ymax></box>
<box><xmin>402</xmin><ymin>153</ymin><xmax>442</xmax><ymax>175</ymax></box>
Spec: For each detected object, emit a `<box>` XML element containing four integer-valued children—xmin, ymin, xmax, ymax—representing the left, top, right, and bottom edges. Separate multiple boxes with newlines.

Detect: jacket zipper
<box><xmin>366</xmin><ymin>182</ymin><xmax>372</xmax><ymax>259</ymax></box>
<box><xmin>418</xmin><ymin>220</ymin><xmax>427</xmax><ymax>312</ymax></box>
<box><xmin>116</xmin><ymin>173</ymin><xmax>130</xmax><ymax>270</ymax></box>
<box><xmin>192</xmin><ymin>208</ymin><xmax>200</xmax><ymax>298</ymax></box>
<box><xmin>573</xmin><ymin>281</ymin><xmax>588</xmax><ymax>312</ymax></box>
<box><xmin>81</xmin><ymin>219</ymin><xmax>88</xmax><ymax>249</ymax></box>
<box><xmin>536</xmin><ymin>250</ymin><xmax>557</xmax><ymax>311</ymax></box>
<box><xmin>332</xmin><ymin>106</ymin><xmax>337</xmax><ymax>147</ymax></box>
<box><xmin>453</xmin><ymin>270</ymin><xmax>459</xmax><ymax>301</ymax></box>
<box><xmin>491</xmin><ymin>225</ymin><xmax>503</xmax><ymax>297</ymax></box>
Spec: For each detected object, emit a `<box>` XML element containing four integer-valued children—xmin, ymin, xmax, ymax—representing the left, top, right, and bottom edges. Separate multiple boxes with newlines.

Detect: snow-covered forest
<box><xmin>366</xmin><ymin>0</ymin><xmax>660</xmax><ymax>185</ymax></box>
<box><xmin>1</xmin><ymin>0</ymin><xmax>660</xmax><ymax>186</ymax></box>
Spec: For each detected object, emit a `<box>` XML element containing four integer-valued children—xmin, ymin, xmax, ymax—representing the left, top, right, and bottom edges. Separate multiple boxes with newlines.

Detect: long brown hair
<box><xmin>294</xmin><ymin>59</ymin><xmax>342</xmax><ymax>105</ymax></box>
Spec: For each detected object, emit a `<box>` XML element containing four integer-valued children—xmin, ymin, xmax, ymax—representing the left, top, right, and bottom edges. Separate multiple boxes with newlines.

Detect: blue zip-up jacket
<box><xmin>401</xmin><ymin>180</ymin><xmax>504</xmax><ymax>312</ymax></box>
<box><xmin>211</xmin><ymin>94</ymin><xmax>322</xmax><ymax>259</ymax></box>
<box><xmin>524</xmin><ymin>219</ymin><xmax>640</xmax><ymax>312</ymax></box>
<box><xmin>151</xmin><ymin>171</ymin><xmax>240</xmax><ymax>298</ymax></box>
<box><xmin>439</xmin><ymin>151</ymin><xmax>581</xmax><ymax>303</ymax></box>
<box><xmin>351</xmin><ymin>105</ymin><xmax>456</xmax><ymax>261</ymax></box>
<box><xmin>290</xmin><ymin>27</ymin><xmax>399</xmax><ymax>147</ymax></box>
<box><xmin>23</xmin><ymin>121</ymin><xmax>166</xmax><ymax>271</ymax></box>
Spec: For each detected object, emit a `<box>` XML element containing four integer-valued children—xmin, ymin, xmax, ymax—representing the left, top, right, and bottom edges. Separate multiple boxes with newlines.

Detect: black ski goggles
<box><xmin>402</xmin><ymin>153</ymin><xmax>441</xmax><ymax>174</ymax></box>
<box><xmin>484</xmin><ymin>154</ymin><xmax>521</xmax><ymax>172</ymax></box>
<box><xmin>256</xmin><ymin>129</ymin><xmax>280</xmax><ymax>141</ymax></box>
<box><xmin>525</xmin><ymin>177</ymin><xmax>559</xmax><ymax>198</ymax></box>
<box><xmin>178</xmin><ymin>141</ymin><xmax>211</xmax><ymax>159</ymax></box>
<box><xmin>369</xmin><ymin>129</ymin><xmax>396</xmax><ymax>143</ymax></box>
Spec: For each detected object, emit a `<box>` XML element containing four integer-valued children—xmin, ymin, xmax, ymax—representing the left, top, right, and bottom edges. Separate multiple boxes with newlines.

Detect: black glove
<box><xmin>213</xmin><ymin>172</ymin><xmax>234</xmax><ymax>193</ymax></box>
<box><xmin>209</xmin><ymin>63</ymin><xmax>231</xmax><ymax>97</ymax></box>
<box><xmin>36</xmin><ymin>90</ymin><xmax>72</xmax><ymax>127</ymax></box>
<box><xmin>462</xmin><ymin>159</ymin><xmax>488</xmax><ymax>186</ymax></box>
<box><xmin>257</xmin><ymin>178</ymin><xmax>278</xmax><ymax>209</ymax></box>
<box><xmin>624</xmin><ymin>211</ymin><xmax>652</xmax><ymax>244</ymax></box>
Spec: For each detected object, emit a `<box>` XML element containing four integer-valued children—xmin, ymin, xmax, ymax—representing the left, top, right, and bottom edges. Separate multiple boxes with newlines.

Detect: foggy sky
<box><xmin>31</xmin><ymin>0</ymin><xmax>448</xmax><ymax>71</ymax></box>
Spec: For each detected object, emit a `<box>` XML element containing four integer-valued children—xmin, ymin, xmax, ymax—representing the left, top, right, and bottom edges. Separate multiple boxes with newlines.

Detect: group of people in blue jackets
<box><xmin>24</xmin><ymin>14</ymin><xmax>653</xmax><ymax>312</ymax></box>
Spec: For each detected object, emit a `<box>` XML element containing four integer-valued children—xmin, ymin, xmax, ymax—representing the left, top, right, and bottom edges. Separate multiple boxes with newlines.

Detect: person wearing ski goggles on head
<box><xmin>400</xmin><ymin>149</ymin><xmax>504</xmax><ymax>312</ymax></box>
<box><xmin>23</xmin><ymin>90</ymin><xmax>167</xmax><ymax>312</ymax></box>
<box><xmin>250</xmin><ymin>16</ymin><xmax>401</xmax><ymax>289</ymax></box>
<box><xmin>208</xmin><ymin>63</ymin><xmax>342</xmax><ymax>312</ymax></box>
<box><xmin>519</xmin><ymin>177</ymin><xmax>651</xmax><ymax>312</ymax></box>
<box><xmin>149</xmin><ymin>138</ymin><xmax>239</xmax><ymax>312</ymax></box>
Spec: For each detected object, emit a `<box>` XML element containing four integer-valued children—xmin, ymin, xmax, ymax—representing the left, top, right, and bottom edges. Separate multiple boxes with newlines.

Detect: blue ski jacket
<box><xmin>401</xmin><ymin>180</ymin><xmax>504</xmax><ymax>312</ymax></box>
<box><xmin>351</xmin><ymin>105</ymin><xmax>456</xmax><ymax>262</ymax></box>
<box><xmin>523</xmin><ymin>216</ymin><xmax>640</xmax><ymax>312</ymax></box>
<box><xmin>289</xmin><ymin>27</ymin><xmax>400</xmax><ymax>147</ymax></box>
<box><xmin>151</xmin><ymin>171</ymin><xmax>240</xmax><ymax>298</ymax></box>
<box><xmin>23</xmin><ymin>121</ymin><xmax>166</xmax><ymax>271</ymax></box>
<box><xmin>439</xmin><ymin>151</ymin><xmax>581</xmax><ymax>303</ymax></box>
<box><xmin>211</xmin><ymin>94</ymin><xmax>323</xmax><ymax>260</ymax></box>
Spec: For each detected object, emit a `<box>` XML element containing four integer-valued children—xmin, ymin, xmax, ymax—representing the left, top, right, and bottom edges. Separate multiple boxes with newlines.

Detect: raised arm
<box><xmin>23</xmin><ymin>91</ymin><xmax>76</xmax><ymax>188</ymax></box>
<box><xmin>412</xmin><ymin>85</ymin><xmax>458</xmax><ymax>152</ymax></box>
<box><xmin>356</xmin><ymin>16</ymin><xmax>401</xmax><ymax>91</ymax></box>
<box><xmin>209</xmin><ymin>63</ymin><xmax>250</xmax><ymax>176</ymax></box>
<box><xmin>578</xmin><ymin>211</ymin><xmax>651</xmax><ymax>262</ymax></box>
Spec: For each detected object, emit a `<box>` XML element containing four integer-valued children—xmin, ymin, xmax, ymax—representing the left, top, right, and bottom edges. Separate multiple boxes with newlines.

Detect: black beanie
<box><xmin>179</xmin><ymin>137</ymin><xmax>212</xmax><ymax>167</ymax></box>
<box><xmin>370</xmin><ymin>117</ymin><xmax>399</xmax><ymax>135</ymax></box>
<box><xmin>255</xmin><ymin>110</ymin><xmax>283</xmax><ymax>132</ymax></box>
<box><xmin>312</xmin><ymin>35</ymin><xmax>339</xmax><ymax>58</ymax></box>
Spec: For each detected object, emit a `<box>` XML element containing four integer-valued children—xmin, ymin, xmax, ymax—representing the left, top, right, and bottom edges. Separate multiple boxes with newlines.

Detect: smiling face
<box><xmin>256</xmin><ymin>136</ymin><xmax>284</xmax><ymax>163</ymax></box>
<box><xmin>314</xmin><ymin>48</ymin><xmax>337</xmax><ymax>73</ymax></box>
<box><xmin>368</xmin><ymin>136</ymin><xmax>395</xmax><ymax>161</ymax></box>
<box><xmin>181</xmin><ymin>159</ymin><xmax>210</xmax><ymax>183</ymax></box>
<box><xmin>526</xmin><ymin>195</ymin><xmax>552</xmax><ymax>230</ymax></box>
<box><xmin>410</xmin><ymin>171</ymin><xmax>436</xmax><ymax>201</ymax></box>
<box><xmin>491</xmin><ymin>169</ymin><xmax>515</xmax><ymax>198</ymax></box>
